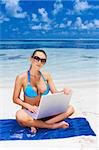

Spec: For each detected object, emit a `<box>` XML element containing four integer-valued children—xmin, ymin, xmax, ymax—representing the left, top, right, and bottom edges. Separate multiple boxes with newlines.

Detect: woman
<box><xmin>13</xmin><ymin>49</ymin><xmax>74</xmax><ymax>133</ymax></box>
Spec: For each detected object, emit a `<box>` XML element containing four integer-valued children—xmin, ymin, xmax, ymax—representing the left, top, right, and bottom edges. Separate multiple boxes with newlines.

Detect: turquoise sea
<box><xmin>0</xmin><ymin>40</ymin><xmax>99</xmax><ymax>88</ymax></box>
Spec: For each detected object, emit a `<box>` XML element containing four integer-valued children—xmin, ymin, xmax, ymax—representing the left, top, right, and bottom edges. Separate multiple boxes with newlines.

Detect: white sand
<box><xmin>0</xmin><ymin>86</ymin><xmax>99</xmax><ymax>150</ymax></box>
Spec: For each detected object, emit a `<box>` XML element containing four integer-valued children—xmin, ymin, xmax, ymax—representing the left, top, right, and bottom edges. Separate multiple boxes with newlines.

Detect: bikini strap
<box><xmin>27</xmin><ymin>70</ymin><xmax>30</xmax><ymax>83</ymax></box>
<box><xmin>40</xmin><ymin>71</ymin><xmax>46</xmax><ymax>82</ymax></box>
<box><xmin>28</xmin><ymin>70</ymin><xmax>46</xmax><ymax>83</ymax></box>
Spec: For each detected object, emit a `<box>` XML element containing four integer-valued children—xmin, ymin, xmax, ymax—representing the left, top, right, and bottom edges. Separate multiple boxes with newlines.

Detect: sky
<box><xmin>0</xmin><ymin>0</ymin><xmax>99</xmax><ymax>40</ymax></box>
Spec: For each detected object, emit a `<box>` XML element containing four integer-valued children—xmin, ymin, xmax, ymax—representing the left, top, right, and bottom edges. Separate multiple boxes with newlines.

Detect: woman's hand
<box><xmin>63</xmin><ymin>87</ymin><xmax>72</xmax><ymax>95</ymax></box>
<box><xmin>26</xmin><ymin>104</ymin><xmax>38</xmax><ymax>113</ymax></box>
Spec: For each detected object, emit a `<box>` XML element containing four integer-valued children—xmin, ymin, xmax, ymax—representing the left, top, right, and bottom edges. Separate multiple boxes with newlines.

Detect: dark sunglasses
<box><xmin>33</xmin><ymin>56</ymin><xmax>46</xmax><ymax>64</ymax></box>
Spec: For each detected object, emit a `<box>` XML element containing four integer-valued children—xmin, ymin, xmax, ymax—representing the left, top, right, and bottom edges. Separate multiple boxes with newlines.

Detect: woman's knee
<box><xmin>69</xmin><ymin>105</ymin><xmax>75</xmax><ymax>114</ymax></box>
<box><xmin>16</xmin><ymin>110</ymin><xmax>24</xmax><ymax>125</ymax></box>
<box><xmin>16</xmin><ymin>109</ymin><xmax>32</xmax><ymax>126</ymax></box>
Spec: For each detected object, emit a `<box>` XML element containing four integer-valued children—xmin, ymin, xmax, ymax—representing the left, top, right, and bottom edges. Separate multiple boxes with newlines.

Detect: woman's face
<box><xmin>31</xmin><ymin>51</ymin><xmax>47</xmax><ymax>70</ymax></box>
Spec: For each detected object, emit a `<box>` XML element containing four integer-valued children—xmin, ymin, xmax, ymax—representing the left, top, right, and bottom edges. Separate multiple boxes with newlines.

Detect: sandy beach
<box><xmin>0</xmin><ymin>84</ymin><xmax>99</xmax><ymax>150</ymax></box>
<box><xmin>0</xmin><ymin>43</ymin><xmax>99</xmax><ymax>150</ymax></box>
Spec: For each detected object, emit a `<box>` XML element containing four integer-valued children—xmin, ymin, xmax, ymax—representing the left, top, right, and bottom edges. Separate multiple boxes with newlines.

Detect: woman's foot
<box><xmin>53</xmin><ymin>121</ymin><xmax>69</xmax><ymax>129</ymax></box>
<box><xmin>31</xmin><ymin>126</ymin><xmax>37</xmax><ymax>133</ymax></box>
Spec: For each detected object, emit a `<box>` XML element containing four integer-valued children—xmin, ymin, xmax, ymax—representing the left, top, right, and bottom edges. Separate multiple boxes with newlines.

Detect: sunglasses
<box><xmin>33</xmin><ymin>56</ymin><xmax>46</xmax><ymax>64</ymax></box>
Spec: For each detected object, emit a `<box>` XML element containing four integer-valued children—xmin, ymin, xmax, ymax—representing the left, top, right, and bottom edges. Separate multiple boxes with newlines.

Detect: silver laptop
<box><xmin>27</xmin><ymin>92</ymin><xmax>72</xmax><ymax>119</ymax></box>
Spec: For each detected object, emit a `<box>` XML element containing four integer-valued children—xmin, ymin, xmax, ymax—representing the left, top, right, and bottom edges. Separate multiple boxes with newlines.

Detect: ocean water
<box><xmin>0</xmin><ymin>40</ymin><xmax>99</xmax><ymax>89</ymax></box>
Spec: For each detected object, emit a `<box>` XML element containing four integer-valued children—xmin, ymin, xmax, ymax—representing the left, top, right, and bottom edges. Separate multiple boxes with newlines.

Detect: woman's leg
<box><xmin>45</xmin><ymin>105</ymin><xmax>74</xmax><ymax>124</ymax></box>
<box><xmin>16</xmin><ymin>109</ymin><xmax>69</xmax><ymax>132</ymax></box>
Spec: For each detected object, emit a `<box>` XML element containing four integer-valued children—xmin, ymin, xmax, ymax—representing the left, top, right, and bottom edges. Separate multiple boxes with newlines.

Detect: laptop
<box><xmin>27</xmin><ymin>92</ymin><xmax>72</xmax><ymax>119</ymax></box>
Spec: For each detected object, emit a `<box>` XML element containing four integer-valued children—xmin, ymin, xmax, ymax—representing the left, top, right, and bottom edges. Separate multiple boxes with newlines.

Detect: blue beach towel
<box><xmin>0</xmin><ymin>117</ymin><xmax>96</xmax><ymax>140</ymax></box>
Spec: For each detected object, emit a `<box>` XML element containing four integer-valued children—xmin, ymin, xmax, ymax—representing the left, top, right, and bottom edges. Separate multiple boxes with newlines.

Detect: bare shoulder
<box><xmin>42</xmin><ymin>71</ymin><xmax>52</xmax><ymax>80</ymax></box>
<box><xmin>15</xmin><ymin>72</ymin><xmax>27</xmax><ymax>83</ymax></box>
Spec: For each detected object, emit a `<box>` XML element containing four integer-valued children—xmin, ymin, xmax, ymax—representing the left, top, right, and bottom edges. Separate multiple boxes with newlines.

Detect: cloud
<box><xmin>67</xmin><ymin>20</ymin><xmax>72</xmax><ymax>27</ymax></box>
<box><xmin>0</xmin><ymin>12</ymin><xmax>10</xmax><ymax>23</ymax></box>
<box><xmin>38</xmin><ymin>8</ymin><xmax>50</xmax><ymax>23</ymax></box>
<box><xmin>74</xmin><ymin>17</ymin><xmax>99</xmax><ymax>29</ymax></box>
<box><xmin>54</xmin><ymin>23</ymin><xmax>59</xmax><ymax>28</ymax></box>
<box><xmin>66</xmin><ymin>0</ymin><xmax>99</xmax><ymax>15</ymax></box>
<box><xmin>1</xmin><ymin>0</ymin><xmax>27</xmax><ymax>18</ymax></box>
<box><xmin>32</xmin><ymin>13</ymin><xmax>39</xmax><ymax>22</ymax></box>
<box><xmin>75</xmin><ymin>17</ymin><xmax>86</xmax><ymax>29</ymax></box>
<box><xmin>31</xmin><ymin>8</ymin><xmax>52</xmax><ymax>32</ymax></box>
<box><xmin>52</xmin><ymin>0</ymin><xmax>63</xmax><ymax>15</ymax></box>
<box><xmin>94</xmin><ymin>19</ymin><xmax>99</xmax><ymax>28</ymax></box>
<box><xmin>31</xmin><ymin>23</ymin><xmax>51</xmax><ymax>31</ymax></box>
<box><xmin>59</xmin><ymin>23</ymin><xmax>65</xmax><ymax>28</ymax></box>
<box><xmin>12</xmin><ymin>27</ymin><xmax>19</xmax><ymax>32</ymax></box>
<box><xmin>31</xmin><ymin>23</ymin><xmax>42</xmax><ymax>30</ymax></box>
<box><xmin>66</xmin><ymin>9</ymin><xmax>74</xmax><ymax>15</ymax></box>
<box><xmin>54</xmin><ymin>20</ymin><xmax>72</xmax><ymax>29</ymax></box>
<box><xmin>74</xmin><ymin>0</ymin><xmax>91</xmax><ymax>13</ymax></box>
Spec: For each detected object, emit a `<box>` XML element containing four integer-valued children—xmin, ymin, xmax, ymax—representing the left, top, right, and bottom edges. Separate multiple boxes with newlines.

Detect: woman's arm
<box><xmin>13</xmin><ymin>75</ymin><xmax>38</xmax><ymax>112</ymax></box>
<box><xmin>47</xmin><ymin>73</ymin><xmax>71</xmax><ymax>94</ymax></box>
<box><xmin>13</xmin><ymin>75</ymin><xmax>28</xmax><ymax>108</ymax></box>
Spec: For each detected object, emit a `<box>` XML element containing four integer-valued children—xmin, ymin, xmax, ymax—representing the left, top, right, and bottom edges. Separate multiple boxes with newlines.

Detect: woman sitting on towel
<box><xmin>13</xmin><ymin>49</ymin><xmax>74</xmax><ymax>133</ymax></box>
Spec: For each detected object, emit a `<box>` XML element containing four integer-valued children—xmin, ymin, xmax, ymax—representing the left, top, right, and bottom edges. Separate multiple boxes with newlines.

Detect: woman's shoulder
<box><xmin>42</xmin><ymin>71</ymin><xmax>51</xmax><ymax>79</ymax></box>
<box><xmin>16</xmin><ymin>71</ymin><xmax>28</xmax><ymax>82</ymax></box>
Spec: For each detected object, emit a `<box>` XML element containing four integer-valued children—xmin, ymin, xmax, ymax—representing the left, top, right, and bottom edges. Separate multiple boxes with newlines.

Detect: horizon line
<box><xmin>0</xmin><ymin>38</ymin><xmax>99</xmax><ymax>41</ymax></box>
